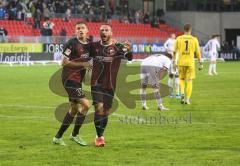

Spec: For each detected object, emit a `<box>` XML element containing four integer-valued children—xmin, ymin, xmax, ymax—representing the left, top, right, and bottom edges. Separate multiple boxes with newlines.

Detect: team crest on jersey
<box><xmin>80</xmin><ymin>53</ymin><xmax>89</xmax><ymax>58</ymax></box>
<box><xmin>64</xmin><ymin>48</ymin><xmax>71</xmax><ymax>56</ymax></box>
<box><xmin>103</xmin><ymin>46</ymin><xmax>118</xmax><ymax>56</ymax></box>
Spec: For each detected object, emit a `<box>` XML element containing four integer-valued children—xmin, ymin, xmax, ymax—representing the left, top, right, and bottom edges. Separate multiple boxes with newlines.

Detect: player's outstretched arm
<box><xmin>115</xmin><ymin>42</ymin><xmax>133</xmax><ymax>61</ymax></box>
<box><xmin>172</xmin><ymin>37</ymin><xmax>178</xmax><ymax>66</ymax></box>
<box><xmin>61</xmin><ymin>56</ymin><xmax>92</xmax><ymax>68</ymax></box>
<box><xmin>159</xmin><ymin>67</ymin><xmax>168</xmax><ymax>80</ymax></box>
<box><xmin>163</xmin><ymin>39</ymin><xmax>169</xmax><ymax>52</ymax></box>
<box><xmin>195</xmin><ymin>38</ymin><xmax>203</xmax><ymax>71</ymax></box>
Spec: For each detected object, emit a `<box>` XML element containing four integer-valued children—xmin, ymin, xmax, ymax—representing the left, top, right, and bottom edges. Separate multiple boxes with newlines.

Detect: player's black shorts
<box><xmin>62</xmin><ymin>79</ymin><xmax>85</xmax><ymax>103</ymax></box>
<box><xmin>91</xmin><ymin>86</ymin><xmax>114</xmax><ymax>109</ymax></box>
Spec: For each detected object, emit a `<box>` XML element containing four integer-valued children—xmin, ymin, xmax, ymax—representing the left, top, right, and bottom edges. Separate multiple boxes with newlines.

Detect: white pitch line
<box><xmin>217</xmin><ymin>72</ymin><xmax>240</xmax><ymax>74</ymax></box>
<box><xmin>0</xmin><ymin>104</ymin><xmax>147</xmax><ymax>122</ymax></box>
<box><xmin>1</xmin><ymin>103</ymin><xmax>230</xmax><ymax>112</ymax></box>
<box><xmin>1</xmin><ymin>114</ymin><xmax>240</xmax><ymax>126</ymax></box>
<box><xmin>1</xmin><ymin>104</ymin><xmax>240</xmax><ymax>126</ymax></box>
<box><xmin>0</xmin><ymin>115</ymin><xmax>49</xmax><ymax>119</ymax></box>
<box><xmin>0</xmin><ymin>104</ymin><xmax>55</xmax><ymax>109</ymax></box>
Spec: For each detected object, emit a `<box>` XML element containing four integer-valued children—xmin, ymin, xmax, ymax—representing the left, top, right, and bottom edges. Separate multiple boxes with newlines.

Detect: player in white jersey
<box><xmin>140</xmin><ymin>54</ymin><xmax>171</xmax><ymax>111</ymax></box>
<box><xmin>164</xmin><ymin>33</ymin><xmax>180</xmax><ymax>98</ymax></box>
<box><xmin>204</xmin><ymin>35</ymin><xmax>220</xmax><ymax>75</ymax></box>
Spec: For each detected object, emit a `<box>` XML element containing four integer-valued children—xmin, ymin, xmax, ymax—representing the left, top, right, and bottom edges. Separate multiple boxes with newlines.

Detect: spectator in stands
<box><xmin>1</xmin><ymin>0</ymin><xmax>161</xmax><ymax>28</ymax></box>
<box><xmin>134</xmin><ymin>10</ymin><xmax>140</xmax><ymax>24</ymax></box>
<box><xmin>115</xmin><ymin>5</ymin><xmax>120</xmax><ymax>15</ymax></box>
<box><xmin>143</xmin><ymin>12</ymin><xmax>150</xmax><ymax>24</ymax></box>
<box><xmin>106</xmin><ymin>10</ymin><xmax>112</xmax><ymax>23</ymax></box>
<box><xmin>0</xmin><ymin>27</ymin><xmax>8</xmax><ymax>42</ymax></box>
<box><xmin>221</xmin><ymin>41</ymin><xmax>230</xmax><ymax>51</ymax></box>
<box><xmin>88</xmin><ymin>6</ymin><xmax>94</xmax><ymax>21</ymax></box>
<box><xmin>91</xmin><ymin>0</ymin><xmax>96</xmax><ymax>7</ymax></box>
<box><xmin>48</xmin><ymin>3</ymin><xmax>55</xmax><ymax>16</ymax></box>
<box><xmin>59</xmin><ymin>1</ymin><xmax>67</xmax><ymax>13</ymax></box>
<box><xmin>16</xmin><ymin>0</ymin><xmax>28</xmax><ymax>21</ymax></box>
<box><xmin>43</xmin><ymin>2</ymin><xmax>51</xmax><ymax>20</ymax></box>
<box><xmin>28</xmin><ymin>0</ymin><xmax>36</xmax><ymax>15</ymax></box>
<box><xmin>19</xmin><ymin>0</ymin><xmax>29</xmax><ymax>12</ymax></box>
<box><xmin>151</xmin><ymin>16</ymin><xmax>159</xmax><ymax>28</ymax></box>
<box><xmin>59</xmin><ymin>28</ymin><xmax>67</xmax><ymax>43</ymax></box>
<box><xmin>120</xmin><ymin>0</ymin><xmax>128</xmax><ymax>15</ymax></box>
<box><xmin>98</xmin><ymin>0</ymin><xmax>105</xmax><ymax>8</ymax></box>
<box><xmin>108</xmin><ymin>0</ymin><xmax>114</xmax><ymax>14</ymax></box>
<box><xmin>54</xmin><ymin>0</ymin><xmax>67</xmax><ymax>13</ymax></box>
<box><xmin>33</xmin><ymin>8</ymin><xmax>41</xmax><ymax>29</ymax></box>
<box><xmin>64</xmin><ymin>6</ymin><xmax>71</xmax><ymax>22</ymax></box>
<box><xmin>98</xmin><ymin>0</ymin><xmax>106</xmax><ymax>21</ymax></box>
<box><xmin>41</xmin><ymin>17</ymin><xmax>54</xmax><ymax>36</ymax></box>
<box><xmin>16</xmin><ymin>8</ymin><xmax>25</xmax><ymax>21</ymax></box>
<box><xmin>156</xmin><ymin>8</ymin><xmax>164</xmax><ymax>18</ymax></box>
<box><xmin>0</xmin><ymin>1</ymin><xmax>7</xmax><ymax>20</ymax></box>
<box><xmin>8</xmin><ymin>0</ymin><xmax>18</xmax><ymax>20</ymax></box>
<box><xmin>128</xmin><ymin>13</ymin><xmax>134</xmax><ymax>23</ymax></box>
<box><xmin>156</xmin><ymin>8</ymin><xmax>165</xmax><ymax>24</ymax></box>
<box><xmin>122</xmin><ymin>15</ymin><xmax>129</xmax><ymax>24</ymax></box>
<box><xmin>139</xmin><ymin>10</ymin><xmax>144</xmax><ymax>23</ymax></box>
<box><xmin>35</xmin><ymin>0</ymin><xmax>43</xmax><ymax>13</ymax></box>
<box><xmin>230</xmin><ymin>40</ymin><xmax>237</xmax><ymax>50</ymax></box>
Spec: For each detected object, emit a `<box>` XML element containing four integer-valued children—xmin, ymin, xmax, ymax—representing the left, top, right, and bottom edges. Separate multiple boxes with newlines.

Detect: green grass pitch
<box><xmin>0</xmin><ymin>62</ymin><xmax>240</xmax><ymax>166</ymax></box>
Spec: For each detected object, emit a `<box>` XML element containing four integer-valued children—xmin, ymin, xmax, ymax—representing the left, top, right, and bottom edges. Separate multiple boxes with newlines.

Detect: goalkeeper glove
<box><xmin>198</xmin><ymin>62</ymin><xmax>203</xmax><ymax>71</ymax></box>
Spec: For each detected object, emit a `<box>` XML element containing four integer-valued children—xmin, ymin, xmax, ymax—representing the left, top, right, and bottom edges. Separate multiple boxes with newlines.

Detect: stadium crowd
<box><xmin>0</xmin><ymin>0</ymin><xmax>164</xmax><ymax>26</ymax></box>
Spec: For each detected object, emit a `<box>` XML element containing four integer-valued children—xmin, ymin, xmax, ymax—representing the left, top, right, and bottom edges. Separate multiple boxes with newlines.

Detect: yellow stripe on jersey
<box><xmin>174</xmin><ymin>34</ymin><xmax>201</xmax><ymax>67</ymax></box>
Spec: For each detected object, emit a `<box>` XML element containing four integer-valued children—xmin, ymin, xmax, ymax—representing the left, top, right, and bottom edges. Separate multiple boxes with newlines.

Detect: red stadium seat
<box><xmin>1</xmin><ymin>19</ymin><xmax>182</xmax><ymax>41</ymax></box>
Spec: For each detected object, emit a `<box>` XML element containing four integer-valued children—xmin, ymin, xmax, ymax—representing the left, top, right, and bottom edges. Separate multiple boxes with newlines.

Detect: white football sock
<box><xmin>140</xmin><ymin>88</ymin><xmax>147</xmax><ymax>107</ymax></box>
<box><xmin>153</xmin><ymin>88</ymin><xmax>162</xmax><ymax>107</ymax></box>
<box><xmin>168</xmin><ymin>78</ymin><xmax>173</xmax><ymax>95</ymax></box>
<box><xmin>213</xmin><ymin>64</ymin><xmax>217</xmax><ymax>73</ymax></box>
<box><xmin>175</xmin><ymin>77</ymin><xmax>180</xmax><ymax>95</ymax></box>
<box><xmin>209</xmin><ymin>64</ymin><xmax>213</xmax><ymax>74</ymax></box>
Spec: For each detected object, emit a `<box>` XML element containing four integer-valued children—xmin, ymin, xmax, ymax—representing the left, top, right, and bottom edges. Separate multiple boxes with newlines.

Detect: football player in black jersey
<box><xmin>53</xmin><ymin>22</ymin><xmax>92</xmax><ymax>146</ymax></box>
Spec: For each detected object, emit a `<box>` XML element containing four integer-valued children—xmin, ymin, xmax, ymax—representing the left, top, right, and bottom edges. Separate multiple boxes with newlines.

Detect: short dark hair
<box><xmin>184</xmin><ymin>23</ymin><xmax>192</xmax><ymax>32</ymax></box>
<box><xmin>75</xmin><ymin>21</ymin><xmax>87</xmax><ymax>27</ymax></box>
<box><xmin>100</xmin><ymin>23</ymin><xmax>112</xmax><ymax>29</ymax></box>
<box><xmin>165</xmin><ymin>52</ymin><xmax>172</xmax><ymax>59</ymax></box>
<box><xmin>212</xmin><ymin>34</ymin><xmax>220</xmax><ymax>38</ymax></box>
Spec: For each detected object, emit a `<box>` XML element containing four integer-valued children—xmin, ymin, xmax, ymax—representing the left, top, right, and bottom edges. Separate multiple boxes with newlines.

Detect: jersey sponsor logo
<box><xmin>80</xmin><ymin>53</ymin><xmax>90</xmax><ymax>58</ymax></box>
<box><xmin>103</xmin><ymin>45</ymin><xmax>118</xmax><ymax>56</ymax></box>
<box><xmin>64</xmin><ymin>48</ymin><xmax>71</xmax><ymax>56</ymax></box>
<box><xmin>76</xmin><ymin>88</ymin><xmax>84</xmax><ymax>96</ymax></box>
<box><xmin>77</xmin><ymin>46</ymin><xmax>84</xmax><ymax>53</ymax></box>
<box><xmin>95</xmin><ymin>56</ymin><xmax>104</xmax><ymax>61</ymax></box>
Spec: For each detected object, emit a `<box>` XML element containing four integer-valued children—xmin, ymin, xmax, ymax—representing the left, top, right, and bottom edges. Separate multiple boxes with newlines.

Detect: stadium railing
<box><xmin>3</xmin><ymin>36</ymin><xmax>165</xmax><ymax>44</ymax></box>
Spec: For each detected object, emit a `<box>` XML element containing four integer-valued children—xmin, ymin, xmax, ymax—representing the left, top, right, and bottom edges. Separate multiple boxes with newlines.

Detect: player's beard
<box><xmin>101</xmin><ymin>35</ymin><xmax>111</xmax><ymax>44</ymax></box>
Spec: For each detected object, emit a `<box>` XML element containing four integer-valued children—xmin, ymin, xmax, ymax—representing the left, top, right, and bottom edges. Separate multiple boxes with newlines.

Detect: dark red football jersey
<box><xmin>61</xmin><ymin>37</ymin><xmax>91</xmax><ymax>83</ymax></box>
<box><xmin>90</xmin><ymin>41</ymin><xmax>123</xmax><ymax>90</ymax></box>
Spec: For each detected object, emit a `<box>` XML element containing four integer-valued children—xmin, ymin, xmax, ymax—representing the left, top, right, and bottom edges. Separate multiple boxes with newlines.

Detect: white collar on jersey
<box><xmin>77</xmin><ymin>37</ymin><xmax>88</xmax><ymax>44</ymax></box>
<box><xmin>100</xmin><ymin>40</ymin><xmax>113</xmax><ymax>46</ymax></box>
